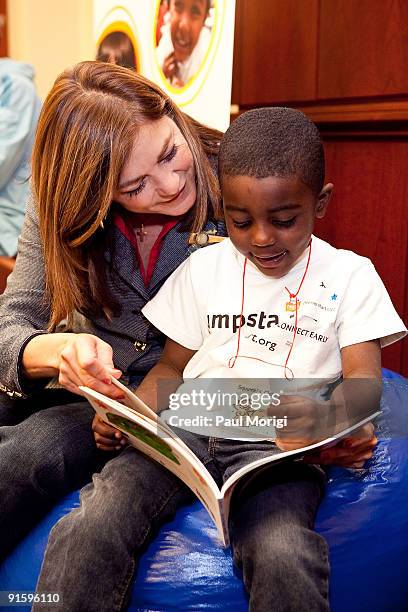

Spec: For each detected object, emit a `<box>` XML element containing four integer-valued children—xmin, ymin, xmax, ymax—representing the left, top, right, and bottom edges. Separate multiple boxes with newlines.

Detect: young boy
<box><xmin>156</xmin><ymin>0</ymin><xmax>211</xmax><ymax>87</ymax></box>
<box><xmin>36</xmin><ymin>108</ymin><xmax>406</xmax><ymax>612</ymax></box>
<box><xmin>138</xmin><ymin>107</ymin><xmax>406</xmax><ymax>605</ymax></box>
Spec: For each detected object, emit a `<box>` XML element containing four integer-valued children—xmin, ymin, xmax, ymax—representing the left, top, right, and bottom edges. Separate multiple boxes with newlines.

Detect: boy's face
<box><xmin>223</xmin><ymin>175</ymin><xmax>332</xmax><ymax>279</ymax></box>
<box><xmin>169</xmin><ymin>0</ymin><xmax>209</xmax><ymax>63</ymax></box>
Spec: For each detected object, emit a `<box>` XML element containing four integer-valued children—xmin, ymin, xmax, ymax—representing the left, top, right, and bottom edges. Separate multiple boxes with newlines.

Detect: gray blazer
<box><xmin>0</xmin><ymin>197</ymin><xmax>225</xmax><ymax>398</ymax></box>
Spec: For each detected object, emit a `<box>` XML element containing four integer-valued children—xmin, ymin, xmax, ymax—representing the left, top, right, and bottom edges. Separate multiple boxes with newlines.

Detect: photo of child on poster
<box><xmin>96</xmin><ymin>30</ymin><xmax>139</xmax><ymax>70</ymax></box>
<box><xmin>93</xmin><ymin>0</ymin><xmax>234</xmax><ymax>130</ymax></box>
<box><xmin>156</xmin><ymin>0</ymin><xmax>215</xmax><ymax>88</ymax></box>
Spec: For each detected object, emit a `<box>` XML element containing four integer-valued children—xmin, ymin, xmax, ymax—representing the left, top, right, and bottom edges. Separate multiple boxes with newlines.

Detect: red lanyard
<box><xmin>227</xmin><ymin>257</ymin><xmax>248</xmax><ymax>369</ymax></box>
<box><xmin>228</xmin><ymin>240</ymin><xmax>312</xmax><ymax>379</ymax></box>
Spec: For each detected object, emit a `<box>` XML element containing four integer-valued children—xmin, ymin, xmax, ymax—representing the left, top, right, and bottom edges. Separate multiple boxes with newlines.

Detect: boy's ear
<box><xmin>315</xmin><ymin>183</ymin><xmax>333</xmax><ymax>219</ymax></box>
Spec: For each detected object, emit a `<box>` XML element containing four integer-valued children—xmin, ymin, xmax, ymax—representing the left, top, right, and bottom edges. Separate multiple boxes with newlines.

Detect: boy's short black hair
<box><xmin>218</xmin><ymin>107</ymin><xmax>325</xmax><ymax>194</ymax></box>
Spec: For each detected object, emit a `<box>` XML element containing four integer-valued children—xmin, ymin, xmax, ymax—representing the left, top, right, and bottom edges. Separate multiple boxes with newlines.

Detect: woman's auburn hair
<box><xmin>32</xmin><ymin>61</ymin><xmax>222</xmax><ymax>329</ymax></box>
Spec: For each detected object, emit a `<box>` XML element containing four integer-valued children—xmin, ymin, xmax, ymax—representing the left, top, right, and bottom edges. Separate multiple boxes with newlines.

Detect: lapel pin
<box><xmin>188</xmin><ymin>231</ymin><xmax>225</xmax><ymax>246</ymax></box>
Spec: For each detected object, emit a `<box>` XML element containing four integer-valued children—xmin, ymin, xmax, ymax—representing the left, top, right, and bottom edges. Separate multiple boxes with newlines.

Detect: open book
<box><xmin>80</xmin><ymin>378</ymin><xmax>379</xmax><ymax>547</ymax></box>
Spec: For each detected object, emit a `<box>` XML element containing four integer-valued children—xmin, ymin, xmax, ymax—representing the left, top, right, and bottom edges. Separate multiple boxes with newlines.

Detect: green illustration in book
<box><xmin>107</xmin><ymin>413</ymin><xmax>180</xmax><ymax>464</ymax></box>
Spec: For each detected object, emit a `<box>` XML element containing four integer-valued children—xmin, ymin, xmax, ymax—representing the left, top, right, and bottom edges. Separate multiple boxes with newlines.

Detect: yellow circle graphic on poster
<box><xmin>95</xmin><ymin>7</ymin><xmax>141</xmax><ymax>72</ymax></box>
<box><xmin>154</xmin><ymin>0</ymin><xmax>222</xmax><ymax>105</ymax></box>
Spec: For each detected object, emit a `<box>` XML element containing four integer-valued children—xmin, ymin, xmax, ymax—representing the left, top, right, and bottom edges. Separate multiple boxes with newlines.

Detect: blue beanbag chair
<box><xmin>1</xmin><ymin>371</ymin><xmax>407</xmax><ymax>611</ymax></box>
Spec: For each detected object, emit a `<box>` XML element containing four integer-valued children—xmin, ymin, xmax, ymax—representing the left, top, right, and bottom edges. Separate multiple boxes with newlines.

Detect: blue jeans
<box><xmin>0</xmin><ymin>390</ymin><xmax>103</xmax><ymax>559</ymax></box>
<box><xmin>34</xmin><ymin>430</ymin><xmax>329</xmax><ymax>612</ymax></box>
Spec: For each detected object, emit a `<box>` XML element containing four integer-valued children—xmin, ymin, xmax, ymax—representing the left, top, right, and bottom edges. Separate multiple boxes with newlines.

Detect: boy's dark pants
<box><xmin>34</xmin><ymin>430</ymin><xmax>329</xmax><ymax>612</ymax></box>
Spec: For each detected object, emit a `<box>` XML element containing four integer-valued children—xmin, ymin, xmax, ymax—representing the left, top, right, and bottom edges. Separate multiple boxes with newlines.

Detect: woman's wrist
<box><xmin>21</xmin><ymin>332</ymin><xmax>75</xmax><ymax>379</ymax></box>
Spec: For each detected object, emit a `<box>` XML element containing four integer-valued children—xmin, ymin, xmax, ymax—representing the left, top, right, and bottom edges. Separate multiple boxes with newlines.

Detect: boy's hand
<box><xmin>92</xmin><ymin>415</ymin><xmax>127</xmax><ymax>452</ymax></box>
<box><xmin>304</xmin><ymin>422</ymin><xmax>377</xmax><ymax>468</ymax></box>
<box><xmin>270</xmin><ymin>395</ymin><xmax>330</xmax><ymax>451</ymax></box>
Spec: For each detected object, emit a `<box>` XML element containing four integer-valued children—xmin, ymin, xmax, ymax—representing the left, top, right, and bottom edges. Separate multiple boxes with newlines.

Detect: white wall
<box><xmin>7</xmin><ymin>0</ymin><xmax>94</xmax><ymax>100</ymax></box>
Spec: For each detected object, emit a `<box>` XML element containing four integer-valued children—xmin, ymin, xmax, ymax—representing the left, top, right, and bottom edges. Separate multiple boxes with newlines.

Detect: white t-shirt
<box><xmin>142</xmin><ymin>237</ymin><xmax>406</xmax><ymax>438</ymax></box>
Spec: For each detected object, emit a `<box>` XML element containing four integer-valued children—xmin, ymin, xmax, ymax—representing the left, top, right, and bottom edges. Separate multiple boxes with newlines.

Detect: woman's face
<box><xmin>114</xmin><ymin>116</ymin><xmax>197</xmax><ymax>216</ymax></box>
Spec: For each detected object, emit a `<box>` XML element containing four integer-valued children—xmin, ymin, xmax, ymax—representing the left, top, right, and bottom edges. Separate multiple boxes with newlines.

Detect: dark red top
<box><xmin>114</xmin><ymin>212</ymin><xmax>179</xmax><ymax>286</ymax></box>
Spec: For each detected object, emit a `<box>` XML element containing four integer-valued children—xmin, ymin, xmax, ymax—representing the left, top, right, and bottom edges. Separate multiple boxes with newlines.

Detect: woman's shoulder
<box><xmin>203</xmin><ymin>217</ymin><xmax>226</xmax><ymax>236</ymax></box>
<box><xmin>186</xmin><ymin>237</ymin><xmax>231</xmax><ymax>269</ymax></box>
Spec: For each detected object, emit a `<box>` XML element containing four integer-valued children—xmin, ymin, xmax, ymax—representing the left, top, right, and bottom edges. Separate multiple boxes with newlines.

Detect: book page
<box><xmin>220</xmin><ymin>411</ymin><xmax>381</xmax><ymax>502</ymax></box>
<box><xmin>110</xmin><ymin>377</ymin><xmax>161</xmax><ymax>422</ymax></box>
<box><xmin>81</xmin><ymin>386</ymin><xmax>227</xmax><ymax>544</ymax></box>
<box><xmin>109</xmin><ymin>377</ymin><xmax>205</xmax><ymax>463</ymax></box>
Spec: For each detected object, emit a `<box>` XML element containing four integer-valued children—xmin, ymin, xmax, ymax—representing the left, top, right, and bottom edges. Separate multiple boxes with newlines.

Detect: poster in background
<box><xmin>93</xmin><ymin>0</ymin><xmax>236</xmax><ymax>131</ymax></box>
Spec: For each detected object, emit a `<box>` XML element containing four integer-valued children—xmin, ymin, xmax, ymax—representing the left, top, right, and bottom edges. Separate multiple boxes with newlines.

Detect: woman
<box><xmin>0</xmin><ymin>62</ymin><xmax>376</xmax><ymax>580</ymax></box>
<box><xmin>0</xmin><ymin>60</ymin><xmax>223</xmax><ymax>558</ymax></box>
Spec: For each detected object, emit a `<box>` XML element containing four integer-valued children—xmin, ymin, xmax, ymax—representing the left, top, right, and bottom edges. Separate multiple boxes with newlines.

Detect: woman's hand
<box><xmin>92</xmin><ymin>415</ymin><xmax>127</xmax><ymax>451</ymax></box>
<box><xmin>304</xmin><ymin>422</ymin><xmax>378</xmax><ymax>468</ymax></box>
<box><xmin>57</xmin><ymin>333</ymin><xmax>124</xmax><ymax>399</ymax></box>
<box><xmin>22</xmin><ymin>332</ymin><xmax>124</xmax><ymax>400</ymax></box>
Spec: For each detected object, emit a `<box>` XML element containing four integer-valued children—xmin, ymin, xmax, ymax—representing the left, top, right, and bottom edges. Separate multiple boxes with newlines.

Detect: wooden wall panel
<box><xmin>315</xmin><ymin>138</ymin><xmax>408</xmax><ymax>373</ymax></box>
<box><xmin>231</xmin><ymin>0</ymin><xmax>243</xmax><ymax>105</ymax></box>
<box><xmin>231</xmin><ymin>1</ymin><xmax>408</xmax><ymax>374</ymax></box>
<box><xmin>232</xmin><ymin>0</ymin><xmax>319</xmax><ymax>106</ymax></box>
<box><xmin>0</xmin><ymin>0</ymin><xmax>7</xmax><ymax>57</ymax></box>
<box><xmin>318</xmin><ymin>0</ymin><xmax>408</xmax><ymax>100</ymax></box>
